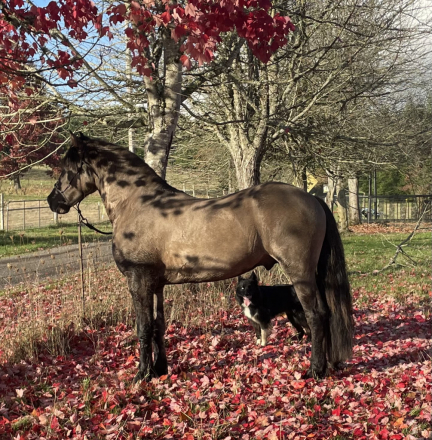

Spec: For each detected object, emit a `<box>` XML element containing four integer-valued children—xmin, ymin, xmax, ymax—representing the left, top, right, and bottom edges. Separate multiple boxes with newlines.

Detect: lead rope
<box><xmin>77</xmin><ymin>213</ymin><xmax>85</xmax><ymax>318</ymax></box>
<box><xmin>74</xmin><ymin>202</ymin><xmax>112</xmax><ymax>320</ymax></box>
<box><xmin>75</xmin><ymin>203</ymin><xmax>113</xmax><ymax>235</ymax></box>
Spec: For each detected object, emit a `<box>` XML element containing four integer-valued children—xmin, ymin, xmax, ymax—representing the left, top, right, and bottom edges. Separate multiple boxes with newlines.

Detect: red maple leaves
<box><xmin>0</xmin><ymin>0</ymin><xmax>294</xmax><ymax>100</ymax></box>
<box><xmin>0</xmin><ymin>273</ymin><xmax>431</xmax><ymax>439</ymax></box>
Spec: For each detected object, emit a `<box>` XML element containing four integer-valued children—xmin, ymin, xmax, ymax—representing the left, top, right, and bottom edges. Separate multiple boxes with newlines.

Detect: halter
<box><xmin>54</xmin><ymin>162</ymin><xmax>83</xmax><ymax>197</ymax></box>
<box><xmin>54</xmin><ymin>160</ymin><xmax>112</xmax><ymax>236</ymax></box>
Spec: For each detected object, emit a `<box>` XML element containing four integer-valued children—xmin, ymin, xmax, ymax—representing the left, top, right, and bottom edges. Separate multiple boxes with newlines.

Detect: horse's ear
<box><xmin>70</xmin><ymin>131</ymin><xmax>83</xmax><ymax>149</ymax></box>
<box><xmin>69</xmin><ymin>131</ymin><xmax>88</xmax><ymax>149</ymax></box>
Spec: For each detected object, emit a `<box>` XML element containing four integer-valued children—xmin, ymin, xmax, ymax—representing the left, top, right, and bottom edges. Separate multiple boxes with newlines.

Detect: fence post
<box><xmin>0</xmin><ymin>193</ymin><xmax>3</xmax><ymax>231</ymax></box>
<box><xmin>98</xmin><ymin>202</ymin><xmax>100</xmax><ymax>222</ymax></box>
<box><xmin>367</xmin><ymin>173</ymin><xmax>372</xmax><ymax>224</ymax></box>
<box><xmin>38</xmin><ymin>200</ymin><xmax>41</xmax><ymax>228</ymax></box>
<box><xmin>6</xmin><ymin>202</ymin><xmax>9</xmax><ymax>232</ymax></box>
<box><xmin>23</xmin><ymin>200</ymin><xmax>26</xmax><ymax>230</ymax></box>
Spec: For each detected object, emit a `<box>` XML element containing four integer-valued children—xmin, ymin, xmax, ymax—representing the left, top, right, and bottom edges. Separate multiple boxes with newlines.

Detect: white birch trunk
<box><xmin>144</xmin><ymin>38</ymin><xmax>182</xmax><ymax>179</ymax></box>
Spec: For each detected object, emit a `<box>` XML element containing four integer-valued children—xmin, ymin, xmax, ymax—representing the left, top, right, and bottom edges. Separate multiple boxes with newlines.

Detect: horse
<box><xmin>47</xmin><ymin>132</ymin><xmax>354</xmax><ymax>381</ymax></box>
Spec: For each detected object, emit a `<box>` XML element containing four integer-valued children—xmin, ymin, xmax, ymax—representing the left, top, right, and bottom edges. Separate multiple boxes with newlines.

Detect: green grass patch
<box><xmin>343</xmin><ymin>231</ymin><xmax>431</xmax><ymax>305</ymax></box>
<box><xmin>0</xmin><ymin>223</ymin><xmax>111</xmax><ymax>258</ymax></box>
<box><xmin>343</xmin><ymin>231</ymin><xmax>431</xmax><ymax>274</ymax></box>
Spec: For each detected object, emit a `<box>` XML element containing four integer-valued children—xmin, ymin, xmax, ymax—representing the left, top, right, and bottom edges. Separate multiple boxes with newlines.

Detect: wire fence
<box><xmin>0</xmin><ymin>197</ymin><xmax>108</xmax><ymax>232</ymax></box>
<box><xmin>358</xmin><ymin>194</ymin><xmax>432</xmax><ymax>223</ymax></box>
<box><xmin>0</xmin><ymin>192</ymin><xmax>430</xmax><ymax>294</ymax></box>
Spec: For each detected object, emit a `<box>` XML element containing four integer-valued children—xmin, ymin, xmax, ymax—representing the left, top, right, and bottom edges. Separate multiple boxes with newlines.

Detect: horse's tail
<box><xmin>314</xmin><ymin>196</ymin><xmax>354</xmax><ymax>365</ymax></box>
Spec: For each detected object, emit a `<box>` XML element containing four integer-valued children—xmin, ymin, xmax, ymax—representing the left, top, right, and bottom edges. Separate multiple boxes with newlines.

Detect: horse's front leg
<box><xmin>127</xmin><ymin>267</ymin><xmax>157</xmax><ymax>382</ymax></box>
<box><xmin>153</xmin><ymin>285</ymin><xmax>168</xmax><ymax>376</ymax></box>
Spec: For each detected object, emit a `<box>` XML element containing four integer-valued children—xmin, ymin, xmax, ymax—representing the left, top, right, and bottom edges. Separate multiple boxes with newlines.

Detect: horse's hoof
<box><xmin>154</xmin><ymin>363</ymin><xmax>168</xmax><ymax>377</ymax></box>
<box><xmin>133</xmin><ymin>369</ymin><xmax>153</xmax><ymax>383</ymax></box>
<box><xmin>304</xmin><ymin>367</ymin><xmax>327</xmax><ymax>380</ymax></box>
<box><xmin>329</xmin><ymin>361</ymin><xmax>344</xmax><ymax>371</ymax></box>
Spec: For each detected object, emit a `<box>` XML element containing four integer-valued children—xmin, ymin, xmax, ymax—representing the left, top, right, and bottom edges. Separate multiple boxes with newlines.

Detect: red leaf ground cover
<box><xmin>0</xmin><ymin>284</ymin><xmax>430</xmax><ymax>439</ymax></box>
<box><xmin>350</xmin><ymin>223</ymin><xmax>431</xmax><ymax>235</ymax></box>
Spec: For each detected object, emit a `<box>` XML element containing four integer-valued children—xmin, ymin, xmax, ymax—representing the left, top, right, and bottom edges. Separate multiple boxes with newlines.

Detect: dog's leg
<box><xmin>260</xmin><ymin>326</ymin><xmax>271</xmax><ymax>346</ymax></box>
<box><xmin>248</xmin><ymin>319</ymin><xmax>262</xmax><ymax>345</ymax></box>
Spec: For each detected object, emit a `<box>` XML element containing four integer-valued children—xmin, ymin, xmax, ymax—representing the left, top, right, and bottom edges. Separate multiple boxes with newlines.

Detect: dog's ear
<box><xmin>250</xmin><ymin>271</ymin><xmax>258</xmax><ymax>282</ymax></box>
<box><xmin>237</xmin><ymin>276</ymin><xmax>243</xmax><ymax>282</ymax></box>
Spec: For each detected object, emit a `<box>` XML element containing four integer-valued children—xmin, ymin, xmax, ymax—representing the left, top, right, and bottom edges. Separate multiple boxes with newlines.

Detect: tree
<box><xmin>176</xmin><ymin>0</ymin><xmax>431</xmax><ymax>190</ymax></box>
<box><xmin>0</xmin><ymin>0</ymin><xmax>294</xmax><ymax>178</ymax></box>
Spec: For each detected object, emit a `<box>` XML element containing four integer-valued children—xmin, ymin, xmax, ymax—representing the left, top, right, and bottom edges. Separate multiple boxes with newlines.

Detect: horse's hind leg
<box><xmin>153</xmin><ymin>286</ymin><xmax>168</xmax><ymax>376</ymax></box>
<box><xmin>297</xmin><ymin>279</ymin><xmax>328</xmax><ymax>378</ymax></box>
<box><xmin>286</xmin><ymin>311</ymin><xmax>305</xmax><ymax>341</ymax></box>
<box><xmin>282</xmin><ymin>269</ymin><xmax>328</xmax><ymax>378</ymax></box>
<box><xmin>126</xmin><ymin>267</ymin><xmax>157</xmax><ymax>382</ymax></box>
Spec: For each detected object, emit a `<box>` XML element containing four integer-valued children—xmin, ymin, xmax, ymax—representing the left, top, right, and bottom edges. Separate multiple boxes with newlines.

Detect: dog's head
<box><xmin>236</xmin><ymin>271</ymin><xmax>261</xmax><ymax>307</ymax></box>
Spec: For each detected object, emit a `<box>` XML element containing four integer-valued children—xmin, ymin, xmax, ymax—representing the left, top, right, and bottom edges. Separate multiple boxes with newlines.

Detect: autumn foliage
<box><xmin>0</xmin><ymin>0</ymin><xmax>294</xmax><ymax>100</ymax></box>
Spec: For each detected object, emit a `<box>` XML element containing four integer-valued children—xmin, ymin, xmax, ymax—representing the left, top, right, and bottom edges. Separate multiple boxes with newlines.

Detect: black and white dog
<box><xmin>236</xmin><ymin>272</ymin><xmax>311</xmax><ymax>346</ymax></box>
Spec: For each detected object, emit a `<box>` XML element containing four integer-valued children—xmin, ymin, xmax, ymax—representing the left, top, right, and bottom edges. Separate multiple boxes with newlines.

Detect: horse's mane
<box><xmin>63</xmin><ymin>136</ymin><xmax>138</xmax><ymax>169</ymax></box>
<box><xmin>64</xmin><ymin>134</ymin><xmax>181</xmax><ymax>194</ymax></box>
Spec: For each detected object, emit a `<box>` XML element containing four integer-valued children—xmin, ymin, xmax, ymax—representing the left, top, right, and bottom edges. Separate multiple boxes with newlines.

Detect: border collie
<box><xmin>236</xmin><ymin>272</ymin><xmax>311</xmax><ymax>346</ymax></box>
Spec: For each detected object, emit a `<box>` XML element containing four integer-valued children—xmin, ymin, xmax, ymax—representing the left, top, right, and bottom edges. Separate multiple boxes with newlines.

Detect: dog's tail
<box><xmin>315</xmin><ymin>196</ymin><xmax>354</xmax><ymax>365</ymax></box>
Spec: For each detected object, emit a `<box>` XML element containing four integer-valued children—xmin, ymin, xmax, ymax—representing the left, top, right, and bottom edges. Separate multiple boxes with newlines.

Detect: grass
<box><xmin>0</xmin><ymin>223</ymin><xmax>111</xmax><ymax>258</ymax></box>
<box><xmin>342</xmin><ymin>231</ymin><xmax>431</xmax><ymax>303</ymax></box>
<box><xmin>343</xmin><ymin>231</ymin><xmax>431</xmax><ymax>320</ymax></box>
<box><xmin>0</xmin><ymin>166</ymin><xmax>55</xmax><ymax>199</ymax></box>
<box><xmin>342</xmin><ymin>231</ymin><xmax>431</xmax><ymax>274</ymax></box>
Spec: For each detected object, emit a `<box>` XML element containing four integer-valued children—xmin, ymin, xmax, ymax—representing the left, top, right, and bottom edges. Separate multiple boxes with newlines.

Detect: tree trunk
<box><xmin>126</xmin><ymin>48</ymin><xmax>136</xmax><ymax>154</ymax></box>
<box><xmin>348</xmin><ymin>176</ymin><xmax>360</xmax><ymax>226</ymax></box>
<box><xmin>213</xmin><ymin>54</ymin><xmax>271</xmax><ymax>191</ymax></box>
<box><xmin>291</xmin><ymin>165</ymin><xmax>308</xmax><ymax>191</ymax></box>
<box><xmin>232</xmin><ymin>148</ymin><xmax>264</xmax><ymax>190</ymax></box>
<box><xmin>144</xmin><ymin>38</ymin><xmax>182</xmax><ymax>179</ymax></box>
<box><xmin>326</xmin><ymin>175</ymin><xmax>336</xmax><ymax>211</ymax></box>
<box><xmin>336</xmin><ymin>179</ymin><xmax>348</xmax><ymax>232</ymax></box>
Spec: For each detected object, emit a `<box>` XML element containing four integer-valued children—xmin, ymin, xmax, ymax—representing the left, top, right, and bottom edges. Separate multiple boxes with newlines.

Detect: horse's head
<box><xmin>47</xmin><ymin>132</ymin><xmax>97</xmax><ymax>214</ymax></box>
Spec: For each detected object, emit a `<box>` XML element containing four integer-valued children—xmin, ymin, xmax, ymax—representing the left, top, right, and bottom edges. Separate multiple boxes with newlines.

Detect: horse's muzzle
<box><xmin>47</xmin><ymin>188</ymin><xmax>71</xmax><ymax>214</ymax></box>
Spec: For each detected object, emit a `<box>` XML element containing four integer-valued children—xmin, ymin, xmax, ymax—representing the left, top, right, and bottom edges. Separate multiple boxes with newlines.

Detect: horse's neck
<box><xmin>91</xmin><ymin>157</ymin><xmax>173</xmax><ymax>222</ymax></box>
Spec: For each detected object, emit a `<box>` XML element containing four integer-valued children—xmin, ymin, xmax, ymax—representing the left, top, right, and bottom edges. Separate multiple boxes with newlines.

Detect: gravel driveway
<box><xmin>0</xmin><ymin>241</ymin><xmax>113</xmax><ymax>290</ymax></box>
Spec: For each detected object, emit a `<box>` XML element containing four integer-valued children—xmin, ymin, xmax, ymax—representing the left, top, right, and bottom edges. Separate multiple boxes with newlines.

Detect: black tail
<box><xmin>314</xmin><ymin>197</ymin><xmax>354</xmax><ymax>365</ymax></box>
